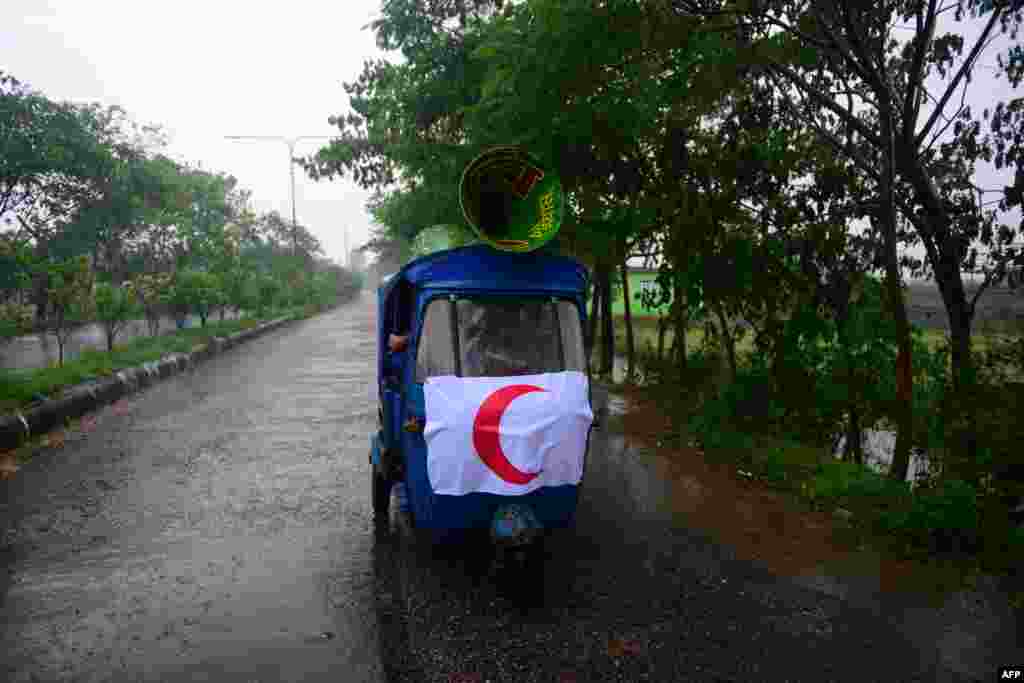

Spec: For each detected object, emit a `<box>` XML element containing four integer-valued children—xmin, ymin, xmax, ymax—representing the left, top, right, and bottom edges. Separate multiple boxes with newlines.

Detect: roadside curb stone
<box><xmin>0</xmin><ymin>315</ymin><xmax>294</xmax><ymax>451</ymax></box>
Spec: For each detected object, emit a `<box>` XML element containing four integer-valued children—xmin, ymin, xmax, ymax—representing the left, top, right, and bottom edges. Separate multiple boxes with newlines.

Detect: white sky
<box><xmin>1</xmin><ymin>2</ymin><xmax>1021</xmax><ymax>278</ymax></box>
<box><xmin>1</xmin><ymin>0</ymin><xmax>388</xmax><ymax>267</ymax></box>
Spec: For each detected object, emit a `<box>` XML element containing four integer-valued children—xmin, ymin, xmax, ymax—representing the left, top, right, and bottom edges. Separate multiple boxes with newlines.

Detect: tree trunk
<box><xmin>657</xmin><ymin>315</ymin><xmax>667</xmax><ymax>363</ymax></box>
<box><xmin>713</xmin><ymin>300</ymin><xmax>737</xmax><ymax>385</ymax></box>
<box><xmin>54</xmin><ymin>309</ymin><xmax>66</xmax><ymax>367</ymax></box>
<box><xmin>879</xmin><ymin>106</ymin><xmax>914</xmax><ymax>483</ymax></box>
<box><xmin>107</xmin><ymin>236</ymin><xmax>122</xmax><ymax>287</ymax></box>
<box><xmin>598</xmin><ymin>264</ymin><xmax>615</xmax><ymax>377</ymax></box>
<box><xmin>938</xmin><ymin>265</ymin><xmax>979</xmax><ymax>475</ymax></box>
<box><xmin>671</xmin><ymin>276</ymin><xmax>688</xmax><ymax>378</ymax></box>
<box><xmin>31</xmin><ymin>241</ymin><xmax>49</xmax><ymax>326</ymax></box>
<box><xmin>587</xmin><ymin>275</ymin><xmax>601</xmax><ymax>355</ymax></box>
<box><xmin>844</xmin><ymin>406</ymin><xmax>864</xmax><ymax>464</ymax></box>
<box><xmin>620</xmin><ymin>260</ymin><xmax>636</xmax><ymax>383</ymax></box>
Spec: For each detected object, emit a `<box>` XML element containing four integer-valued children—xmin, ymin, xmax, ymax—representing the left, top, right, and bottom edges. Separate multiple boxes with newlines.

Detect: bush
<box><xmin>169</xmin><ymin>270</ymin><xmax>223</xmax><ymax>327</ymax></box>
<box><xmin>808</xmin><ymin>460</ymin><xmax>911</xmax><ymax>506</ymax></box>
<box><xmin>0</xmin><ymin>302</ymin><xmax>33</xmax><ymax>341</ymax></box>
<box><xmin>877</xmin><ymin>479</ymin><xmax>982</xmax><ymax>552</ymax></box>
<box><xmin>254</xmin><ymin>275</ymin><xmax>281</xmax><ymax>316</ymax></box>
<box><xmin>94</xmin><ymin>281</ymin><xmax>141</xmax><ymax>351</ymax></box>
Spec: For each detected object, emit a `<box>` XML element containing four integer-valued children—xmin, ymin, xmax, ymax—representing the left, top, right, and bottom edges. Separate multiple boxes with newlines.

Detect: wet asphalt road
<box><xmin>0</xmin><ymin>294</ymin><xmax>1015</xmax><ymax>682</ymax></box>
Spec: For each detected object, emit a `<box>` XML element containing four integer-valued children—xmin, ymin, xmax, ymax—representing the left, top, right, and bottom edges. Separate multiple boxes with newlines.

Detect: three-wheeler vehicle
<box><xmin>370</xmin><ymin>243</ymin><xmax>595</xmax><ymax>561</ymax></box>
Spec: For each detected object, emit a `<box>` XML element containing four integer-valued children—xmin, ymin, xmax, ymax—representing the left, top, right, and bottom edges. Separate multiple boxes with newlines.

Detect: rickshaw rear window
<box><xmin>416</xmin><ymin>296</ymin><xmax>585</xmax><ymax>381</ymax></box>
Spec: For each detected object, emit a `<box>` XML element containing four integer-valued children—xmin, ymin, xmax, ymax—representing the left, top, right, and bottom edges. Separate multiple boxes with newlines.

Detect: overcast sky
<box><xmin>2</xmin><ymin>0</ymin><xmax>388</xmax><ymax>267</ymax></box>
<box><xmin>1</xmin><ymin>2</ymin><xmax>1020</xmax><ymax>279</ymax></box>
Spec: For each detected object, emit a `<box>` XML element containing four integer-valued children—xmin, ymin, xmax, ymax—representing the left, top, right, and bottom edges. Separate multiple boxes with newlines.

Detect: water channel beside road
<box><xmin>608</xmin><ymin>355</ymin><xmax>933</xmax><ymax>484</ymax></box>
<box><xmin>0</xmin><ymin>312</ymin><xmax>249</xmax><ymax>371</ymax></box>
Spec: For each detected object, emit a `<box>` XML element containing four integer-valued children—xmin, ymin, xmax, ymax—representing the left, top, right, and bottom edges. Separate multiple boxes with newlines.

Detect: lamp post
<box><xmin>223</xmin><ymin>135</ymin><xmax>332</xmax><ymax>259</ymax></box>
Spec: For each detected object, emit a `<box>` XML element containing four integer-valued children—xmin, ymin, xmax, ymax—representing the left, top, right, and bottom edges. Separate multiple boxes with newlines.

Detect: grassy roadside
<box><xmin>612</xmin><ymin>315</ymin><xmax>1024</xmax><ymax>380</ymax></box>
<box><xmin>613</xmin><ymin>377</ymin><xmax>1024</xmax><ymax>608</ymax></box>
<box><xmin>0</xmin><ymin>305</ymin><xmax>315</xmax><ymax>416</ymax></box>
<box><xmin>605</xmin><ymin>315</ymin><xmax>1024</xmax><ymax>607</ymax></box>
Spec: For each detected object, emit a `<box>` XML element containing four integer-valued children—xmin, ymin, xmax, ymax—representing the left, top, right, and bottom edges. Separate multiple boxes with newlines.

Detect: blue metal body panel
<box><xmin>374</xmin><ymin>245</ymin><xmax>592</xmax><ymax>539</ymax></box>
<box><xmin>370</xmin><ymin>433</ymin><xmax>382</xmax><ymax>468</ymax></box>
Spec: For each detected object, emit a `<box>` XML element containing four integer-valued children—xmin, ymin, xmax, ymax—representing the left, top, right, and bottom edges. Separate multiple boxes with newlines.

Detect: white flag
<box><xmin>423</xmin><ymin>371</ymin><xmax>593</xmax><ymax>496</ymax></box>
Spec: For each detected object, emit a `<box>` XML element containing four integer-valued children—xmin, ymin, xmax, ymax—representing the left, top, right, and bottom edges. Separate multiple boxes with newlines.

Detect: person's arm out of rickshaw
<box><xmin>384</xmin><ymin>330</ymin><xmax>410</xmax><ymax>385</ymax></box>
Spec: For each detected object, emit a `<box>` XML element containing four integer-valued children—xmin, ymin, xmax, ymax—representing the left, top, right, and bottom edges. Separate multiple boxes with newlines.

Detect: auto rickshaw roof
<box><xmin>381</xmin><ymin>244</ymin><xmax>588</xmax><ymax>296</ymax></box>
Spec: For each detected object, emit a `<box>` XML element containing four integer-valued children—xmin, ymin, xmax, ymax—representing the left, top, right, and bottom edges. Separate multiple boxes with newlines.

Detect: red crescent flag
<box><xmin>423</xmin><ymin>372</ymin><xmax>593</xmax><ymax>496</ymax></box>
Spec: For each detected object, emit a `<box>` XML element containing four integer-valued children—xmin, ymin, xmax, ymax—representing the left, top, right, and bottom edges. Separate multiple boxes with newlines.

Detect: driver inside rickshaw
<box><xmin>385</xmin><ymin>279</ymin><xmax>414</xmax><ymax>383</ymax></box>
<box><xmin>460</xmin><ymin>300</ymin><xmax>560</xmax><ymax>378</ymax></box>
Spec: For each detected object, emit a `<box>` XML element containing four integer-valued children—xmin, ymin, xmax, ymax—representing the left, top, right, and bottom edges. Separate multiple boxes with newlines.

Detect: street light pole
<box><xmin>224</xmin><ymin>135</ymin><xmax>332</xmax><ymax>261</ymax></box>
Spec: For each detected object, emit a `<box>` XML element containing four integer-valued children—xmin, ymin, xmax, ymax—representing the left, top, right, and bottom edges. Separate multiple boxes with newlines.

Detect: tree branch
<box><xmin>780</xmin><ymin>83</ymin><xmax>884</xmax><ymax>184</ymax></box>
<box><xmin>903</xmin><ymin>0</ymin><xmax>939</xmax><ymax>144</ymax></box>
<box><xmin>915</xmin><ymin>3</ymin><xmax>1004</xmax><ymax>148</ymax></box>
<box><xmin>767</xmin><ymin>62</ymin><xmax>885</xmax><ymax>148</ymax></box>
<box><xmin>806</xmin><ymin>4</ymin><xmax>879</xmax><ymax>87</ymax></box>
<box><xmin>15</xmin><ymin>214</ymin><xmax>43</xmax><ymax>242</ymax></box>
<box><xmin>923</xmin><ymin>74</ymin><xmax>971</xmax><ymax>153</ymax></box>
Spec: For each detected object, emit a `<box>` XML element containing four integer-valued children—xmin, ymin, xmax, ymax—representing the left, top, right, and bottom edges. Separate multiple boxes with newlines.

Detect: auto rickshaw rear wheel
<box><xmin>372</xmin><ymin>462</ymin><xmax>393</xmax><ymax>523</ymax></box>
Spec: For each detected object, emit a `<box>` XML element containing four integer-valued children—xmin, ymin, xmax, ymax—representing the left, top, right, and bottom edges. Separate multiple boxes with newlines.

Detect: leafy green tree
<box><xmin>131</xmin><ymin>272</ymin><xmax>172</xmax><ymax>336</ymax></box>
<box><xmin>710</xmin><ymin>0</ymin><xmax>1024</xmax><ymax>476</ymax></box>
<box><xmin>46</xmin><ymin>255</ymin><xmax>95</xmax><ymax>366</ymax></box>
<box><xmin>220</xmin><ymin>263</ymin><xmax>252</xmax><ymax>319</ymax></box>
<box><xmin>169</xmin><ymin>270</ymin><xmax>222</xmax><ymax>328</ymax></box>
<box><xmin>94</xmin><ymin>281</ymin><xmax>141</xmax><ymax>351</ymax></box>
<box><xmin>252</xmin><ymin>273</ymin><xmax>281</xmax><ymax>317</ymax></box>
<box><xmin>1</xmin><ymin>74</ymin><xmax>117</xmax><ymax>322</ymax></box>
<box><xmin>0</xmin><ymin>302</ymin><xmax>33</xmax><ymax>345</ymax></box>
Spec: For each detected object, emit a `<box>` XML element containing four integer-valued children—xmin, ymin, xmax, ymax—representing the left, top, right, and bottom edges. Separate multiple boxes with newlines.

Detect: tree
<box><xmin>169</xmin><ymin>269</ymin><xmax>222</xmax><ymax>328</ymax></box>
<box><xmin>46</xmin><ymin>255</ymin><xmax>95</xmax><ymax>366</ymax></box>
<box><xmin>131</xmin><ymin>272</ymin><xmax>172</xmax><ymax>336</ymax></box>
<box><xmin>254</xmin><ymin>274</ymin><xmax>281</xmax><ymax>317</ymax></box>
<box><xmin>0</xmin><ymin>302</ymin><xmax>33</xmax><ymax>345</ymax></box>
<box><xmin>702</xmin><ymin>0</ymin><xmax>1024</xmax><ymax>476</ymax></box>
<box><xmin>1</xmin><ymin>74</ymin><xmax>117</xmax><ymax>323</ymax></box>
<box><xmin>94</xmin><ymin>281</ymin><xmax>141</xmax><ymax>351</ymax></box>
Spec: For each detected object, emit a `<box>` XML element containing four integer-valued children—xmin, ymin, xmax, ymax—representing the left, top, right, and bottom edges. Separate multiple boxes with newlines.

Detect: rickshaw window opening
<box><xmin>450</xmin><ymin>296</ymin><xmax>462</xmax><ymax>378</ymax></box>
<box><xmin>551</xmin><ymin>298</ymin><xmax>565</xmax><ymax>371</ymax></box>
<box><xmin>415</xmin><ymin>296</ymin><xmax>458</xmax><ymax>383</ymax></box>
<box><xmin>454</xmin><ymin>296</ymin><xmax>567</xmax><ymax>378</ymax></box>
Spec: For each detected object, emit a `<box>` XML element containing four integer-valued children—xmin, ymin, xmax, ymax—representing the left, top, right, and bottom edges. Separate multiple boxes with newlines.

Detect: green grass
<box><xmin>0</xmin><ymin>296</ymin><xmax>351</xmax><ymax>415</ymax></box>
<box><xmin>611</xmin><ymin>315</ymin><xmax>1022</xmax><ymax>378</ymax></box>
<box><xmin>0</xmin><ymin>315</ymin><xmax>278</xmax><ymax>415</ymax></box>
<box><xmin>629</xmin><ymin>361</ymin><xmax>1024</xmax><ymax>592</ymax></box>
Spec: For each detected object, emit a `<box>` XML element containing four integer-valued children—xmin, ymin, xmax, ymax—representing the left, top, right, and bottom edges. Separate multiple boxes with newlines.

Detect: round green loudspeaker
<box><xmin>459</xmin><ymin>146</ymin><xmax>564</xmax><ymax>253</ymax></box>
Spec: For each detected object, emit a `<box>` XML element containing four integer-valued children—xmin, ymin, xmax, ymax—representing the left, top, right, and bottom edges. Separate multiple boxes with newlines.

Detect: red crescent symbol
<box><xmin>472</xmin><ymin>384</ymin><xmax>546</xmax><ymax>484</ymax></box>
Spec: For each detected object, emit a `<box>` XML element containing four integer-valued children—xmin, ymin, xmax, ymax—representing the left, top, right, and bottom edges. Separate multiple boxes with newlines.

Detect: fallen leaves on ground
<box><xmin>607</xmin><ymin>636</ymin><xmax>644</xmax><ymax>658</ymax></box>
<box><xmin>447</xmin><ymin>674</ymin><xmax>482</xmax><ymax>683</ymax></box>
<box><xmin>46</xmin><ymin>431</ymin><xmax>65</xmax><ymax>449</ymax></box>
<box><xmin>0</xmin><ymin>451</ymin><xmax>18</xmax><ymax>480</ymax></box>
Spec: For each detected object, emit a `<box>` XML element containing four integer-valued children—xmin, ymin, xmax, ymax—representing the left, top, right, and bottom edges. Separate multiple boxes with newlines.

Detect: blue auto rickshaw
<box><xmin>370</xmin><ymin>243</ymin><xmax>595</xmax><ymax>555</ymax></box>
